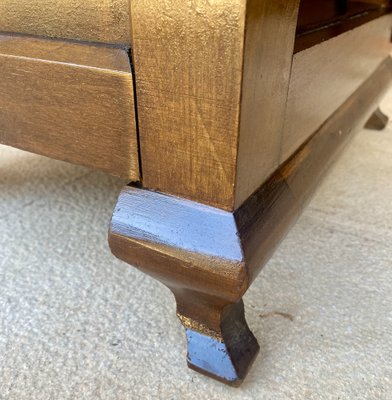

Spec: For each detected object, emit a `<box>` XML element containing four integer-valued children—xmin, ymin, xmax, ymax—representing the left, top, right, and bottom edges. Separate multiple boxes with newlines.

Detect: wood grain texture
<box><xmin>281</xmin><ymin>14</ymin><xmax>392</xmax><ymax>163</ymax></box>
<box><xmin>242</xmin><ymin>56</ymin><xmax>392</xmax><ymax>281</ymax></box>
<box><xmin>130</xmin><ymin>0</ymin><xmax>300</xmax><ymax>210</ymax></box>
<box><xmin>234</xmin><ymin>0</ymin><xmax>300</xmax><ymax>208</ymax></box>
<box><xmin>109</xmin><ymin>57</ymin><xmax>392</xmax><ymax>384</ymax></box>
<box><xmin>0</xmin><ymin>0</ymin><xmax>131</xmax><ymax>45</ymax></box>
<box><xmin>130</xmin><ymin>0</ymin><xmax>245</xmax><ymax>210</ymax></box>
<box><xmin>0</xmin><ymin>35</ymin><xmax>139</xmax><ymax>180</ymax></box>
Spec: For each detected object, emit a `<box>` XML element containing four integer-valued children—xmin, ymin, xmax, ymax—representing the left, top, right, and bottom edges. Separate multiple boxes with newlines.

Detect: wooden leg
<box><xmin>365</xmin><ymin>107</ymin><xmax>389</xmax><ymax>130</ymax></box>
<box><xmin>108</xmin><ymin>186</ymin><xmax>260</xmax><ymax>386</ymax></box>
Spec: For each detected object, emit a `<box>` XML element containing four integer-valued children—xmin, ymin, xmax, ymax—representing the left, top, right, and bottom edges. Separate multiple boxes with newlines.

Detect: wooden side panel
<box><xmin>281</xmin><ymin>15</ymin><xmax>392</xmax><ymax>162</ymax></box>
<box><xmin>234</xmin><ymin>0</ymin><xmax>300</xmax><ymax>208</ymax></box>
<box><xmin>0</xmin><ymin>0</ymin><xmax>131</xmax><ymax>45</ymax></box>
<box><xmin>240</xmin><ymin>56</ymin><xmax>392</xmax><ymax>282</ymax></box>
<box><xmin>130</xmin><ymin>0</ymin><xmax>246</xmax><ymax>210</ymax></box>
<box><xmin>0</xmin><ymin>36</ymin><xmax>139</xmax><ymax>180</ymax></box>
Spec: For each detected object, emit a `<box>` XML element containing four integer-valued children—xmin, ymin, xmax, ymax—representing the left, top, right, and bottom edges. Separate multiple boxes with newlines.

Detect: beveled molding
<box><xmin>109</xmin><ymin>58</ymin><xmax>392</xmax><ymax>385</ymax></box>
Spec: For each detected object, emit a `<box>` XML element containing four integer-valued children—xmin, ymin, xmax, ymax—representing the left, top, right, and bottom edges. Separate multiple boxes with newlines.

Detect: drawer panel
<box><xmin>0</xmin><ymin>0</ymin><xmax>131</xmax><ymax>45</ymax></box>
<box><xmin>0</xmin><ymin>36</ymin><xmax>139</xmax><ymax>180</ymax></box>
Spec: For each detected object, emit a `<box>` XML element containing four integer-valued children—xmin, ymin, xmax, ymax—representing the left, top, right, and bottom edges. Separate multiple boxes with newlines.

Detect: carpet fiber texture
<box><xmin>1</xmin><ymin>94</ymin><xmax>392</xmax><ymax>399</ymax></box>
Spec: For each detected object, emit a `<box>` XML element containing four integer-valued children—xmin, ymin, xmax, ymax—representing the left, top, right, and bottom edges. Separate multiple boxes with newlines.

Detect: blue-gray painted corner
<box><xmin>115</xmin><ymin>188</ymin><xmax>244</xmax><ymax>262</ymax></box>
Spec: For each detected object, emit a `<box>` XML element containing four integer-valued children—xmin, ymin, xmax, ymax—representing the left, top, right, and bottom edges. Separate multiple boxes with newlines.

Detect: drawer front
<box><xmin>0</xmin><ymin>0</ymin><xmax>131</xmax><ymax>45</ymax></box>
<box><xmin>0</xmin><ymin>36</ymin><xmax>139</xmax><ymax>180</ymax></box>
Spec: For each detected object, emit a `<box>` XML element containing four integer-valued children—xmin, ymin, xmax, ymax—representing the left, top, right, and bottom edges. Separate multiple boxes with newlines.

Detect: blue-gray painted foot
<box><xmin>178</xmin><ymin>300</ymin><xmax>259</xmax><ymax>386</ymax></box>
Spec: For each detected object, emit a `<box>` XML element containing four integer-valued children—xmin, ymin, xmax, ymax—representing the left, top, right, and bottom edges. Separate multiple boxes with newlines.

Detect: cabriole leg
<box><xmin>108</xmin><ymin>185</ymin><xmax>259</xmax><ymax>386</ymax></box>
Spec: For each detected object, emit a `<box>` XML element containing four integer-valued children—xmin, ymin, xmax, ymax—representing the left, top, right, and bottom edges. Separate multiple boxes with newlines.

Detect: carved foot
<box><xmin>365</xmin><ymin>107</ymin><xmax>389</xmax><ymax>130</ymax></box>
<box><xmin>174</xmin><ymin>290</ymin><xmax>259</xmax><ymax>386</ymax></box>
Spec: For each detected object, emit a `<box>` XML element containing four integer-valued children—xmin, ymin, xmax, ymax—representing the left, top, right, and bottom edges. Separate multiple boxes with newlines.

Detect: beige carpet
<box><xmin>1</xmin><ymin>92</ymin><xmax>392</xmax><ymax>399</ymax></box>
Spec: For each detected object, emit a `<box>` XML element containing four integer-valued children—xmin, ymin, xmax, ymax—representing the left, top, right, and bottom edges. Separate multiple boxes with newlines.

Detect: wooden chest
<box><xmin>1</xmin><ymin>0</ymin><xmax>391</xmax><ymax>386</ymax></box>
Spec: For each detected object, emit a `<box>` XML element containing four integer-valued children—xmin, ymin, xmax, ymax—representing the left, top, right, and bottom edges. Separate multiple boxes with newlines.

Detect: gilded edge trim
<box><xmin>177</xmin><ymin>314</ymin><xmax>223</xmax><ymax>342</ymax></box>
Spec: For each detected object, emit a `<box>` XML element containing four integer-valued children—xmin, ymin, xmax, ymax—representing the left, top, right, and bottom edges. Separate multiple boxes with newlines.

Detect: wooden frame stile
<box><xmin>109</xmin><ymin>0</ymin><xmax>392</xmax><ymax>386</ymax></box>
